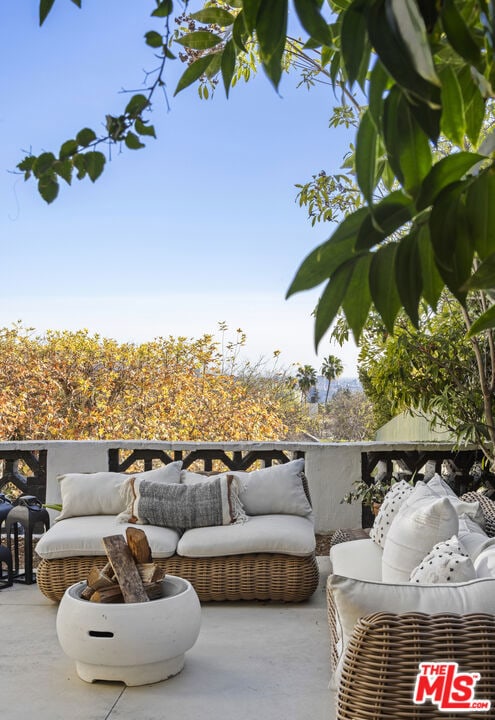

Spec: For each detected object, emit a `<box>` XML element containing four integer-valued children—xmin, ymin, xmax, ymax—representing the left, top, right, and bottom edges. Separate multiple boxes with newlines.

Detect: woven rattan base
<box><xmin>336</xmin><ymin>611</ymin><xmax>495</xmax><ymax>719</ymax></box>
<box><xmin>37</xmin><ymin>552</ymin><xmax>319</xmax><ymax>603</ymax></box>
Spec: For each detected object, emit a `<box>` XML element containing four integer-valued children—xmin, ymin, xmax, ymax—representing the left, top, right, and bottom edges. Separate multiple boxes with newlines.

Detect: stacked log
<box><xmin>81</xmin><ymin>527</ymin><xmax>166</xmax><ymax>603</ymax></box>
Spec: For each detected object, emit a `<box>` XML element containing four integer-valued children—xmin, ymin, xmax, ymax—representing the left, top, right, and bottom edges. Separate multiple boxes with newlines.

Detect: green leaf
<box><xmin>221</xmin><ymin>40</ymin><xmax>236</xmax><ymax>97</ymax></box>
<box><xmin>458</xmin><ymin>65</ymin><xmax>485</xmax><ymax>146</ymax></box>
<box><xmin>441</xmin><ymin>0</ymin><xmax>481</xmax><ymax>67</ymax></box>
<box><xmin>76</xmin><ymin>128</ymin><xmax>97</xmax><ymax>148</ymax></box>
<box><xmin>369</xmin><ymin>243</ymin><xmax>402</xmax><ymax>332</ymax></box>
<box><xmin>294</xmin><ymin>0</ymin><xmax>332</xmax><ymax>48</ymax></box>
<box><xmin>124</xmin><ymin>132</ymin><xmax>145</xmax><ymax>150</ymax></box>
<box><xmin>145</xmin><ymin>30</ymin><xmax>164</xmax><ymax>48</ymax></box>
<box><xmin>204</xmin><ymin>52</ymin><xmax>222</xmax><ymax>80</ymax></box>
<box><xmin>70</xmin><ymin>0</ymin><xmax>81</xmax><ymax>7</ymax></box>
<box><xmin>314</xmin><ymin>262</ymin><xmax>355</xmax><ymax>349</ymax></box>
<box><xmin>465</xmin><ymin>89</ymin><xmax>485</xmax><ymax>148</ymax></box>
<box><xmin>355</xmin><ymin>109</ymin><xmax>378</xmax><ymax>205</ymax></box>
<box><xmin>429</xmin><ymin>182</ymin><xmax>472</xmax><ymax>302</ymax></box>
<box><xmin>53</xmin><ymin>159</ymin><xmax>72</xmax><ymax>185</ymax></box>
<box><xmin>466</xmin><ymin>169</ymin><xmax>495</xmax><ymax>259</ymax></box>
<box><xmin>341</xmin><ymin>0</ymin><xmax>368</xmax><ymax>87</ymax></box>
<box><xmin>125</xmin><ymin>94</ymin><xmax>149</xmax><ymax>116</ymax></box>
<box><xmin>175</xmin><ymin>31</ymin><xmax>223</xmax><ymax>50</ymax></box>
<box><xmin>439</xmin><ymin>66</ymin><xmax>465</xmax><ymax>146</ymax></box>
<box><xmin>395</xmin><ymin>231</ymin><xmax>423</xmax><ymax>327</ymax></box>
<box><xmin>17</xmin><ymin>155</ymin><xmax>35</xmax><ymax>179</ymax></box>
<box><xmin>356</xmin><ymin>191</ymin><xmax>414</xmax><ymax>250</ymax></box>
<box><xmin>243</xmin><ymin>0</ymin><xmax>262</xmax><ymax>33</ymax></box>
<box><xmin>356</xmin><ymin>38</ymin><xmax>372</xmax><ymax>91</ymax></box>
<box><xmin>416</xmin><ymin>152</ymin><xmax>484</xmax><ymax>211</ymax></box>
<box><xmin>190</xmin><ymin>8</ymin><xmax>235</xmax><ymax>25</ymax></box>
<box><xmin>135</xmin><ymin>119</ymin><xmax>156</xmax><ymax>137</ymax></box>
<box><xmin>33</xmin><ymin>152</ymin><xmax>56</xmax><ymax>177</ymax></box>
<box><xmin>342</xmin><ymin>254</ymin><xmax>372</xmax><ymax>341</ymax></box>
<box><xmin>467</xmin><ymin>304</ymin><xmax>495</xmax><ymax>337</ymax></box>
<box><xmin>85</xmin><ymin>151</ymin><xmax>106</xmax><ymax>182</ymax></box>
<box><xmin>39</xmin><ymin>0</ymin><xmax>56</xmax><ymax>25</ymax></box>
<box><xmin>73</xmin><ymin>154</ymin><xmax>86</xmax><ymax>180</ymax></box>
<box><xmin>428</xmin><ymin>181</ymin><xmax>463</xmax><ymax>268</ymax></box>
<box><xmin>382</xmin><ymin>86</ymin><xmax>404</xmax><ymax>183</ymax></box>
<box><xmin>151</xmin><ymin>0</ymin><xmax>173</xmax><ymax>18</ymax></box>
<box><xmin>463</xmin><ymin>252</ymin><xmax>495</xmax><ymax>291</ymax></box>
<box><xmin>256</xmin><ymin>0</ymin><xmax>288</xmax><ymax>89</ymax></box>
<box><xmin>367</xmin><ymin>0</ymin><xmax>441</xmax><ymax>111</ymax></box>
<box><xmin>408</xmin><ymin>98</ymin><xmax>441</xmax><ymax>142</ymax></box>
<box><xmin>286</xmin><ymin>207</ymin><xmax>369</xmax><ymax>296</ymax></box>
<box><xmin>329</xmin><ymin>47</ymin><xmax>342</xmax><ymax>90</ymax></box>
<box><xmin>368</xmin><ymin>59</ymin><xmax>389</xmax><ymax>129</ymax></box>
<box><xmin>38</xmin><ymin>174</ymin><xmax>59</xmax><ymax>203</ymax></box>
<box><xmin>59</xmin><ymin>139</ymin><xmax>78</xmax><ymax>160</ymax></box>
<box><xmin>383</xmin><ymin>87</ymin><xmax>432</xmax><ymax>197</ymax></box>
<box><xmin>232</xmin><ymin>11</ymin><xmax>248</xmax><ymax>51</ymax></box>
<box><xmin>388</xmin><ymin>0</ymin><xmax>440</xmax><ymax>85</ymax></box>
<box><xmin>417</xmin><ymin>223</ymin><xmax>444</xmax><ymax>308</ymax></box>
<box><xmin>174</xmin><ymin>55</ymin><xmax>214</xmax><ymax>95</ymax></box>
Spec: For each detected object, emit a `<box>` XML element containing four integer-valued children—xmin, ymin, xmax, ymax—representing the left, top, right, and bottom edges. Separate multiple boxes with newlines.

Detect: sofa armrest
<box><xmin>337</xmin><ymin>612</ymin><xmax>495</xmax><ymax>719</ymax></box>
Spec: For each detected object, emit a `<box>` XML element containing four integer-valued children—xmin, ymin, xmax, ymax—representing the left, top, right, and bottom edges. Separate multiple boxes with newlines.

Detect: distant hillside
<box><xmin>311</xmin><ymin>376</ymin><xmax>362</xmax><ymax>403</ymax></box>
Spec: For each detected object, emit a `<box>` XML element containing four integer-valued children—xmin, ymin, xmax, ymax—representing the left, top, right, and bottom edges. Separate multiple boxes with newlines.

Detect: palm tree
<box><xmin>321</xmin><ymin>355</ymin><xmax>344</xmax><ymax>404</ymax></box>
<box><xmin>296</xmin><ymin>365</ymin><xmax>317</xmax><ymax>403</ymax></box>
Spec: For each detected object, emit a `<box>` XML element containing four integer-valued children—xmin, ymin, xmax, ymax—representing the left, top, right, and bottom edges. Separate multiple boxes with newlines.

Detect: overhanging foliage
<box><xmin>21</xmin><ymin>0</ymin><xmax>495</xmax><ymax>342</ymax></box>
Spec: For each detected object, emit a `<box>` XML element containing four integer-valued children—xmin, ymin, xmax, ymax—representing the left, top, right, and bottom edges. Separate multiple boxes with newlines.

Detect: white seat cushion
<box><xmin>329</xmin><ymin>538</ymin><xmax>382</xmax><ymax>582</ymax></box>
<box><xmin>35</xmin><ymin>515</ymin><xmax>180</xmax><ymax>560</ymax></box>
<box><xmin>177</xmin><ymin>514</ymin><xmax>316</xmax><ymax>558</ymax></box>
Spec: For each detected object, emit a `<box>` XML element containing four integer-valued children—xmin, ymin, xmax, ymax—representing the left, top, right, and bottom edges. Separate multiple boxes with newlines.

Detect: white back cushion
<box><xmin>382</xmin><ymin>481</ymin><xmax>458</xmax><ymax>582</ymax></box>
<box><xmin>55</xmin><ymin>462</ymin><xmax>182</xmax><ymax>521</ymax></box>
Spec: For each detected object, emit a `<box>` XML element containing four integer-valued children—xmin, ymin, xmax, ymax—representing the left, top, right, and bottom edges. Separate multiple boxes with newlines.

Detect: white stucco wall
<box><xmin>0</xmin><ymin>440</ymin><xmax>472</xmax><ymax>533</ymax></box>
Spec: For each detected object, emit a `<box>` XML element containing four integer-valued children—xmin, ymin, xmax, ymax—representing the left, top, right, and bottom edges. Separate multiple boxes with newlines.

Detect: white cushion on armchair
<box><xmin>327</xmin><ymin>573</ymin><xmax>495</xmax><ymax>685</ymax></box>
<box><xmin>330</xmin><ymin>538</ymin><xmax>382</xmax><ymax>582</ymax></box>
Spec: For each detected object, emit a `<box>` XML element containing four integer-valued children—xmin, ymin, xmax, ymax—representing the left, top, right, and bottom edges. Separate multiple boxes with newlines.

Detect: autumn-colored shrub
<box><xmin>0</xmin><ymin>325</ymin><xmax>302</xmax><ymax>442</ymax></box>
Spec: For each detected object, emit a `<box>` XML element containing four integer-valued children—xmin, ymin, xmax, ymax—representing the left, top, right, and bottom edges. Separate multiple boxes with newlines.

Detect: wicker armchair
<box><xmin>327</xmin><ymin>492</ymin><xmax>495</xmax><ymax>718</ymax></box>
<box><xmin>332</xmin><ymin>611</ymin><xmax>495</xmax><ymax>719</ymax></box>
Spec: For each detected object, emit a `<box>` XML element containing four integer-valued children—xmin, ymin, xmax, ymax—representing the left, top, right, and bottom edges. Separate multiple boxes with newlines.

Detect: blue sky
<box><xmin>0</xmin><ymin>1</ymin><xmax>359</xmax><ymax>375</ymax></box>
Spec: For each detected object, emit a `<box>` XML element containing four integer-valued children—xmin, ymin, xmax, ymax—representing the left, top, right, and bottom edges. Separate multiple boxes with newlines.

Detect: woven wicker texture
<box><xmin>37</xmin><ymin>552</ymin><xmax>319</xmax><ymax>603</ymax></box>
<box><xmin>337</xmin><ymin>612</ymin><xmax>495</xmax><ymax>720</ymax></box>
<box><xmin>461</xmin><ymin>491</ymin><xmax>495</xmax><ymax>537</ymax></box>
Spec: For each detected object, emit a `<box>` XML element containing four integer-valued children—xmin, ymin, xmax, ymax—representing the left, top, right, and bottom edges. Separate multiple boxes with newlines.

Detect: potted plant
<box><xmin>341</xmin><ymin>473</ymin><xmax>399</xmax><ymax>515</ymax></box>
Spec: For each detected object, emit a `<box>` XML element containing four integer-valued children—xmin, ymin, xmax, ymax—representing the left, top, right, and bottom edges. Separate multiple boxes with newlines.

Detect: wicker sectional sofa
<box><xmin>327</xmin><ymin>479</ymin><xmax>495</xmax><ymax>719</ymax></box>
<box><xmin>35</xmin><ymin>459</ymin><xmax>319</xmax><ymax>603</ymax></box>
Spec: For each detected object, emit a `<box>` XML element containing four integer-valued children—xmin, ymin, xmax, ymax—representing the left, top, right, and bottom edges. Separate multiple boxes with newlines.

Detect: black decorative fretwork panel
<box><xmin>360</xmin><ymin>448</ymin><xmax>485</xmax><ymax>527</ymax></box>
<box><xmin>108</xmin><ymin>447</ymin><xmax>305</xmax><ymax>474</ymax></box>
<box><xmin>0</xmin><ymin>450</ymin><xmax>48</xmax><ymax>502</ymax></box>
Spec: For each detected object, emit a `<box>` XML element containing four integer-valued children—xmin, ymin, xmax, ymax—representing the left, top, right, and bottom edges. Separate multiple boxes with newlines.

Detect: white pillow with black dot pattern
<box><xmin>369</xmin><ymin>480</ymin><xmax>414</xmax><ymax>549</ymax></box>
<box><xmin>410</xmin><ymin>535</ymin><xmax>476</xmax><ymax>584</ymax></box>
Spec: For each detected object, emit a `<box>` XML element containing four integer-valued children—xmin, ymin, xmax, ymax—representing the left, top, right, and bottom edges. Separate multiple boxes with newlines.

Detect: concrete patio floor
<box><xmin>0</xmin><ymin>556</ymin><xmax>335</xmax><ymax>720</ymax></box>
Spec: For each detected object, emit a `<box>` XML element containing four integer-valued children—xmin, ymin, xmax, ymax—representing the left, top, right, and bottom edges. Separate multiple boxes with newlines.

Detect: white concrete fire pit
<box><xmin>56</xmin><ymin>575</ymin><xmax>201</xmax><ymax>686</ymax></box>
